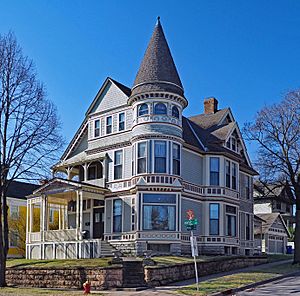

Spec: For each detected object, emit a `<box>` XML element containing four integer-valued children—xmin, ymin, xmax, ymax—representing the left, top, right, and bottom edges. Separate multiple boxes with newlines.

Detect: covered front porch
<box><xmin>26</xmin><ymin>178</ymin><xmax>111</xmax><ymax>259</ymax></box>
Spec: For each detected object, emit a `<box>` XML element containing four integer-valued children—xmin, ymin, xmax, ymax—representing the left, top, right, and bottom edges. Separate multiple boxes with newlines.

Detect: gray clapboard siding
<box><xmin>181</xmin><ymin>149</ymin><xmax>203</xmax><ymax>185</ymax></box>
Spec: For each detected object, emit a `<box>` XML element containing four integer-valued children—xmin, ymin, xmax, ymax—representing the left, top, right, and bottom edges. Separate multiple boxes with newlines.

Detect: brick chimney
<box><xmin>204</xmin><ymin>97</ymin><xmax>218</xmax><ymax>114</ymax></box>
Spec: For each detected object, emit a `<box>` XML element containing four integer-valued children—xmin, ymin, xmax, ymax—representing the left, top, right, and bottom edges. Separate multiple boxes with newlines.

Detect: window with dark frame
<box><xmin>209</xmin><ymin>203</ymin><xmax>219</xmax><ymax>235</ymax></box>
<box><xmin>225</xmin><ymin>160</ymin><xmax>231</xmax><ymax>188</ymax></box>
<box><xmin>232</xmin><ymin>163</ymin><xmax>237</xmax><ymax>190</ymax></box>
<box><xmin>114</xmin><ymin>150</ymin><xmax>123</xmax><ymax>180</ymax></box>
<box><xmin>94</xmin><ymin>119</ymin><xmax>100</xmax><ymax>137</ymax></box>
<box><xmin>106</xmin><ymin>116</ymin><xmax>112</xmax><ymax>134</ymax></box>
<box><xmin>226</xmin><ymin>205</ymin><xmax>237</xmax><ymax>237</ymax></box>
<box><xmin>118</xmin><ymin>112</ymin><xmax>125</xmax><ymax>131</ymax></box>
<box><xmin>172</xmin><ymin>106</ymin><xmax>179</xmax><ymax>118</ymax></box>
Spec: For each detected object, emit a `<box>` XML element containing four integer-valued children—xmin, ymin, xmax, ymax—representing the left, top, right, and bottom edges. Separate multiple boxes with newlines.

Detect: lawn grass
<box><xmin>6</xmin><ymin>257</ymin><xmax>112</xmax><ymax>269</ymax></box>
<box><xmin>267</xmin><ymin>254</ymin><xmax>294</xmax><ymax>262</ymax></box>
<box><xmin>177</xmin><ymin>262</ymin><xmax>300</xmax><ymax>296</ymax></box>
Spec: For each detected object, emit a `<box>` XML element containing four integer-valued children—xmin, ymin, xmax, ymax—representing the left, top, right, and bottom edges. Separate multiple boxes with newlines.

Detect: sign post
<box><xmin>184</xmin><ymin>209</ymin><xmax>199</xmax><ymax>292</ymax></box>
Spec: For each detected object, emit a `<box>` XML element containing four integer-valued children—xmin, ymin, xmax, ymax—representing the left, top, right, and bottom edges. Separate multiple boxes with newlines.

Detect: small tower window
<box><xmin>172</xmin><ymin>106</ymin><xmax>179</xmax><ymax>118</ymax></box>
<box><xmin>138</xmin><ymin>103</ymin><xmax>149</xmax><ymax>116</ymax></box>
<box><xmin>154</xmin><ymin>103</ymin><xmax>167</xmax><ymax>115</ymax></box>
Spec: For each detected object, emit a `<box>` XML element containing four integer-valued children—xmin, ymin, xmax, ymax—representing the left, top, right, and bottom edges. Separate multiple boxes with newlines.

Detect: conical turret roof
<box><xmin>131</xmin><ymin>18</ymin><xmax>184</xmax><ymax>96</ymax></box>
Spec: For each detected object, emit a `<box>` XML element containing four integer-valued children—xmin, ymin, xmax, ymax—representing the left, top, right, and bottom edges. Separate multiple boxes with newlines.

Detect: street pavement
<box><xmin>237</xmin><ymin>273</ymin><xmax>300</xmax><ymax>295</ymax></box>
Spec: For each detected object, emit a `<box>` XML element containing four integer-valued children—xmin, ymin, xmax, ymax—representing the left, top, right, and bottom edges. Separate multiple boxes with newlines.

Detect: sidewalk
<box><xmin>99</xmin><ymin>259</ymin><xmax>293</xmax><ymax>296</ymax></box>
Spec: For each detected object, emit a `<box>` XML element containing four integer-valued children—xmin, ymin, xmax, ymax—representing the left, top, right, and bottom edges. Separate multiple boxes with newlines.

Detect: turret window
<box><xmin>154</xmin><ymin>103</ymin><xmax>167</xmax><ymax>115</ymax></box>
<box><xmin>172</xmin><ymin>143</ymin><xmax>180</xmax><ymax>175</ymax></box>
<box><xmin>154</xmin><ymin>141</ymin><xmax>167</xmax><ymax>173</ymax></box>
<box><xmin>138</xmin><ymin>103</ymin><xmax>149</xmax><ymax>116</ymax></box>
<box><xmin>172</xmin><ymin>106</ymin><xmax>179</xmax><ymax>118</ymax></box>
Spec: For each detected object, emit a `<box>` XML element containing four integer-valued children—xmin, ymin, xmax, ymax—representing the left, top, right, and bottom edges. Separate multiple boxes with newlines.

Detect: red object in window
<box><xmin>83</xmin><ymin>280</ymin><xmax>91</xmax><ymax>294</ymax></box>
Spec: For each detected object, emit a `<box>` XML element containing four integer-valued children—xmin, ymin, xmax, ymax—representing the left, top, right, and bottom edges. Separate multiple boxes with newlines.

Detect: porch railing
<box><xmin>44</xmin><ymin>229</ymin><xmax>77</xmax><ymax>242</ymax></box>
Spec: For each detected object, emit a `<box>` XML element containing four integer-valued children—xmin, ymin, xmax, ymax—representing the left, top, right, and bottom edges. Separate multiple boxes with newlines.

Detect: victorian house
<box><xmin>26</xmin><ymin>19</ymin><xmax>257</xmax><ymax>259</ymax></box>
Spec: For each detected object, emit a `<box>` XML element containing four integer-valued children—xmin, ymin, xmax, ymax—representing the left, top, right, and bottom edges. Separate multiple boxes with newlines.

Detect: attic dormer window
<box><xmin>154</xmin><ymin>103</ymin><xmax>167</xmax><ymax>115</ymax></box>
<box><xmin>138</xmin><ymin>103</ymin><xmax>149</xmax><ymax>116</ymax></box>
<box><xmin>172</xmin><ymin>106</ymin><xmax>179</xmax><ymax>118</ymax></box>
<box><xmin>226</xmin><ymin>136</ymin><xmax>238</xmax><ymax>152</ymax></box>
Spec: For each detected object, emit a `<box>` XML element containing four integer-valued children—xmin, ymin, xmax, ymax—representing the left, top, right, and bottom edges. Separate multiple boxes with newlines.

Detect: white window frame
<box><xmin>118</xmin><ymin>112</ymin><xmax>125</xmax><ymax>132</ymax></box>
<box><xmin>94</xmin><ymin>119</ymin><xmax>100</xmax><ymax>138</ymax></box>
<box><xmin>106</xmin><ymin>115</ymin><xmax>112</xmax><ymax>135</ymax></box>
<box><xmin>113</xmin><ymin>149</ymin><xmax>124</xmax><ymax>180</ymax></box>
<box><xmin>10</xmin><ymin>205</ymin><xmax>19</xmax><ymax>220</ymax></box>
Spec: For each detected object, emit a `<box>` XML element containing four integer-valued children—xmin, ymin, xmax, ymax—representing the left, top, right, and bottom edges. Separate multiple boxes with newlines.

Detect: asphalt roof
<box><xmin>6</xmin><ymin>181</ymin><xmax>39</xmax><ymax>200</ymax></box>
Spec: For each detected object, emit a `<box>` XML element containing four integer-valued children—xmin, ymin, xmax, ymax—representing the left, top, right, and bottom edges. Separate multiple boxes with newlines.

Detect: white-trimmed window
<box><xmin>106</xmin><ymin>116</ymin><xmax>112</xmax><ymax>134</ymax></box>
<box><xmin>226</xmin><ymin>205</ymin><xmax>237</xmax><ymax>237</ymax></box>
<box><xmin>210</xmin><ymin>157</ymin><xmax>220</xmax><ymax>186</ymax></box>
<box><xmin>94</xmin><ymin>119</ymin><xmax>100</xmax><ymax>137</ymax></box>
<box><xmin>10</xmin><ymin>205</ymin><xmax>19</xmax><ymax>220</ymax></box>
<box><xmin>154</xmin><ymin>103</ymin><xmax>167</xmax><ymax>115</ymax></box>
<box><xmin>118</xmin><ymin>112</ymin><xmax>125</xmax><ymax>131</ymax></box>
<box><xmin>154</xmin><ymin>141</ymin><xmax>167</xmax><ymax>173</ymax></box>
<box><xmin>114</xmin><ymin>150</ymin><xmax>123</xmax><ymax>180</ymax></box>
<box><xmin>225</xmin><ymin>159</ymin><xmax>238</xmax><ymax>190</ymax></box>
<box><xmin>137</xmin><ymin>142</ymin><xmax>147</xmax><ymax>174</ymax></box>
<box><xmin>226</xmin><ymin>136</ymin><xmax>238</xmax><ymax>152</ymax></box>
<box><xmin>49</xmin><ymin>208</ymin><xmax>55</xmax><ymax>224</ymax></box>
<box><xmin>232</xmin><ymin>163</ymin><xmax>237</xmax><ymax>190</ymax></box>
<box><xmin>172</xmin><ymin>106</ymin><xmax>179</xmax><ymax>118</ymax></box>
<box><xmin>138</xmin><ymin>103</ymin><xmax>149</xmax><ymax>116</ymax></box>
<box><xmin>225</xmin><ymin>160</ymin><xmax>231</xmax><ymax>188</ymax></box>
<box><xmin>209</xmin><ymin>203</ymin><xmax>220</xmax><ymax>235</ymax></box>
<box><xmin>172</xmin><ymin>143</ymin><xmax>180</xmax><ymax>175</ymax></box>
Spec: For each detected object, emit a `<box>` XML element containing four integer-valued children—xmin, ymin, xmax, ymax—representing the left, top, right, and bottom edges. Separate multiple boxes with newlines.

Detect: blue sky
<box><xmin>1</xmin><ymin>0</ymin><xmax>300</xmax><ymax>160</ymax></box>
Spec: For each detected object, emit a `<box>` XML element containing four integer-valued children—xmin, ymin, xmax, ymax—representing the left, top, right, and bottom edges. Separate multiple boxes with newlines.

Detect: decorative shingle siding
<box><xmin>132</xmin><ymin>123</ymin><xmax>182</xmax><ymax>138</ymax></box>
<box><xmin>181</xmin><ymin>149</ymin><xmax>203</xmax><ymax>185</ymax></box>
<box><xmin>89</xmin><ymin>82</ymin><xmax>128</xmax><ymax>115</ymax></box>
<box><xmin>88</xmin><ymin>132</ymin><xmax>131</xmax><ymax>151</ymax></box>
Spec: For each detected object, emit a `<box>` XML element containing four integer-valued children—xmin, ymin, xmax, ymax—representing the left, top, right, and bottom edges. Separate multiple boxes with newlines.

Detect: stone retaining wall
<box><xmin>6</xmin><ymin>266</ymin><xmax>123</xmax><ymax>290</ymax></box>
<box><xmin>144</xmin><ymin>256</ymin><xmax>268</xmax><ymax>286</ymax></box>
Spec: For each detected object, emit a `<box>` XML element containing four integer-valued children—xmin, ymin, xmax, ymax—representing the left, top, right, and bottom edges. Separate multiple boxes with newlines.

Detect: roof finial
<box><xmin>156</xmin><ymin>16</ymin><xmax>161</xmax><ymax>25</ymax></box>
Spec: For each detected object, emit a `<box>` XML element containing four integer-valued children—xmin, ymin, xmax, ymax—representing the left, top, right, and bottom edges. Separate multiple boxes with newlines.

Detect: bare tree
<box><xmin>244</xmin><ymin>90</ymin><xmax>300</xmax><ymax>263</ymax></box>
<box><xmin>0</xmin><ymin>32</ymin><xmax>64</xmax><ymax>286</ymax></box>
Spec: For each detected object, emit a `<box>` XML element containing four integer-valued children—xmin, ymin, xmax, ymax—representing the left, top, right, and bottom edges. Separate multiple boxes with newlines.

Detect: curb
<box><xmin>209</xmin><ymin>270</ymin><xmax>300</xmax><ymax>296</ymax></box>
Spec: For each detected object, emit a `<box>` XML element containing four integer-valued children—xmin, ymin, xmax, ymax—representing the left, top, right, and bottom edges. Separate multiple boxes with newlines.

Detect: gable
<box><xmin>87</xmin><ymin>79</ymin><xmax>129</xmax><ymax>115</ymax></box>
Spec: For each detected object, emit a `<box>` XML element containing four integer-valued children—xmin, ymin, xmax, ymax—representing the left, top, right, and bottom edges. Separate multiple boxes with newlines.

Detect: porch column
<box><xmin>64</xmin><ymin>204</ymin><xmax>68</xmax><ymax>229</ymax></box>
<box><xmin>58</xmin><ymin>205</ymin><xmax>62</xmax><ymax>230</ymax></box>
<box><xmin>79</xmin><ymin>191</ymin><xmax>83</xmax><ymax>239</ymax></box>
<box><xmin>76</xmin><ymin>191</ymin><xmax>80</xmax><ymax>237</ymax></box>
<box><xmin>83</xmin><ymin>163</ymin><xmax>88</xmax><ymax>182</ymax></box>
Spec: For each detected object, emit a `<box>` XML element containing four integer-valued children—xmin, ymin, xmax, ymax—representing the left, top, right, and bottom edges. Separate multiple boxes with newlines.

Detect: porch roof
<box><xmin>27</xmin><ymin>177</ymin><xmax>108</xmax><ymax>198</ymax></box>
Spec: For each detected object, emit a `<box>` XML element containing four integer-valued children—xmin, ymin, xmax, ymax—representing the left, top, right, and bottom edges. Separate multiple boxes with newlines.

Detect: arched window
<box><xmin>172</xmin><ymin>106</ymin><xmax>179</xmax><ymax>118</ymax></box>
<box><xmin>154</xmin><ymin>103</ymin><xmax>167</xmax><ymax>115</ymax></box>
<box><xmin>138</xmin><ymin>103</ymin><xmax>149</xmax><ymax>116</ymax></box>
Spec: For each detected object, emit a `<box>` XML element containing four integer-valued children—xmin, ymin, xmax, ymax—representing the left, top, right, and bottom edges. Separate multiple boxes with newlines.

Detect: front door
<box><xmin>93</xmin><ymin>208</ymin><xmax>104</xmax><ymax>239</ymax></box>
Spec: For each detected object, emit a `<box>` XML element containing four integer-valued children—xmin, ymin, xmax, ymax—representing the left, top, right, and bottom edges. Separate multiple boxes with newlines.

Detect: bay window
<box><xmin>226</xmin><ymin>205</ymin><xmax>237</xmax><ymax>237</ymax></box>
<box><xmin>225</xmin><ymin>160</ymin><xmax>230</xmax><ymax>188</ymax></box>
<box><xmin>210</xmin><ymin>157</ymin><xmax>220</xmax><ymax>186</ymax></box>
<box><xmin>154</xmin><ymin>141</ymin><xmax>166</xmax><ymax>173</ymax></box>
<box><xmin>143</xmin><ymin>194</ymin><xmax>176</xmax><ymax>231</ymax></box>
<box><xmin>172</xmin><ymin>143</ymin><xmax>180</xmax><ymax>175</ymax></box>
<box><xmin>114</xmin><ymin>150</ymin><xmax>123</xmax><ymax>180</ymax></box>
<box><xmin>113</xmin><ymin>199</ymin><xmax>122</xmax><ymax>232</ymax></box>
<box><xmin>138</xmin><ymin>142</ymin><xmax>147</xmax><ymax>174</ymax></box>
<box><xmin>209</xmin><ymin>203</ymin><xmax>219</xmax><ymax>235</ymax></box>
<box><xmin>232</xmin><ymin>163</ymin><xmax>237</xmax><ymax>190</ymax></box>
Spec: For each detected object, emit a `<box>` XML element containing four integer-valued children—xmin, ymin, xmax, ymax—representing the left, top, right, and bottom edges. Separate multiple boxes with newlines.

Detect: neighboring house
<box><xmin>254</xmin><ymin>181</ymin><xmax>295</xmax><ymax>228</ymax></box>
<box><xmin>253</xmin><ymin>214</ymin><xmax>265</xmax><ymax>255</ymax></box>
<box><xmin>26</xmin><ymin>19</ymin><xmax>257</xmax><ymax>260</ymax></box>
<box><xmin>254</xmin><ymin>213</ymin><xmax>290</xmax><ymax>254</ymax></box>
<box><xmin>7</xmin><ymin>181</ymin><xmax>39</xmax><ymax>258</ymax></box>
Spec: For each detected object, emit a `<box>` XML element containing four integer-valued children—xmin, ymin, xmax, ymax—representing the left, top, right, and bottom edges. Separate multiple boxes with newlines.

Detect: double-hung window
<box><xmin>246</xmin><ymin>213</ymin><xmax>250</xmax><ymax>240</ymax></box>
<box><xmin>118</xmin><ymin>112</ymin><xmax>125</xmax><ymax>131</ymax></box>
<box><xmin>154</xmin><ymin>141</ymin><xmax>167</xmax><ymax>173</ymax></box>
<box><xmin>232</xmin><ymin>163</ymin><xmax>237</xmax><ymax>190</ymax></box>
<box><xmin>172</xmin><ymin>143</ymin><xmax>180</xmax><ymax>175</ymax></box>
<box><xmin>113</xmin><ymin>199</ymin><xmax>122</xmax><ymax>232</ymax></box>
<box><xmin>226</xmin><ymin>205</ymin><xmax>237</xmax><ymax>237</ymax></box>
<box><xmin>94</xmin><ymin>119</ymin><xmax>100</xmax><ymax>137</ymax></box>
<box><xmin>10</xmin><ymin>205</ymin><xmax>19</xmax><ymax>220</ymax></box>
<box><xmin>114</xmin><ymin>150</ymin><xmax>123</xmax><ymax>180</ymax></box>
<box><xmin>225</xmin><ymin>160</ymin><xmax>231</xmax><ymax>188</ymax></box>
<box><xmin>106</xmin><ymin>116</ymin><xmax>112</xmax><ymax>134</ymax></box>
<box><xmin>210</xmin><ymin>157</ymin><xmax>220</xmax><ymax>186</ymax></box>
<box><xmin>245</xmin><ymin>175</ymin><xmax>250</xmax><ymax>199</ymax></box>
<box><xmin>143</xmin><ymin>194</ymin><xmax>176</xmax><ymax>231</ymax></box>
<box><xmin>137</xmin><ymin>142</ymin><xmax>147</xmax><ymax>174</ymax></box>
<box><xmin>209</xmin><ymin>204</ymin><xmax>219</xmax><ymax>235</ymax></box>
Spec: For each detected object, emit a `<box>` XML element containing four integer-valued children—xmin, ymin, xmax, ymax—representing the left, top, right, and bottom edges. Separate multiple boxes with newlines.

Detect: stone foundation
<box><xmin>144</xmin><ymin>256</ymin><xmax>268</xmax><ymax>286</ymax></box>
<box><xmin>6</xmin><ymin>266</ymin><xmax>123</xmax><ymax>290</ymax></box>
